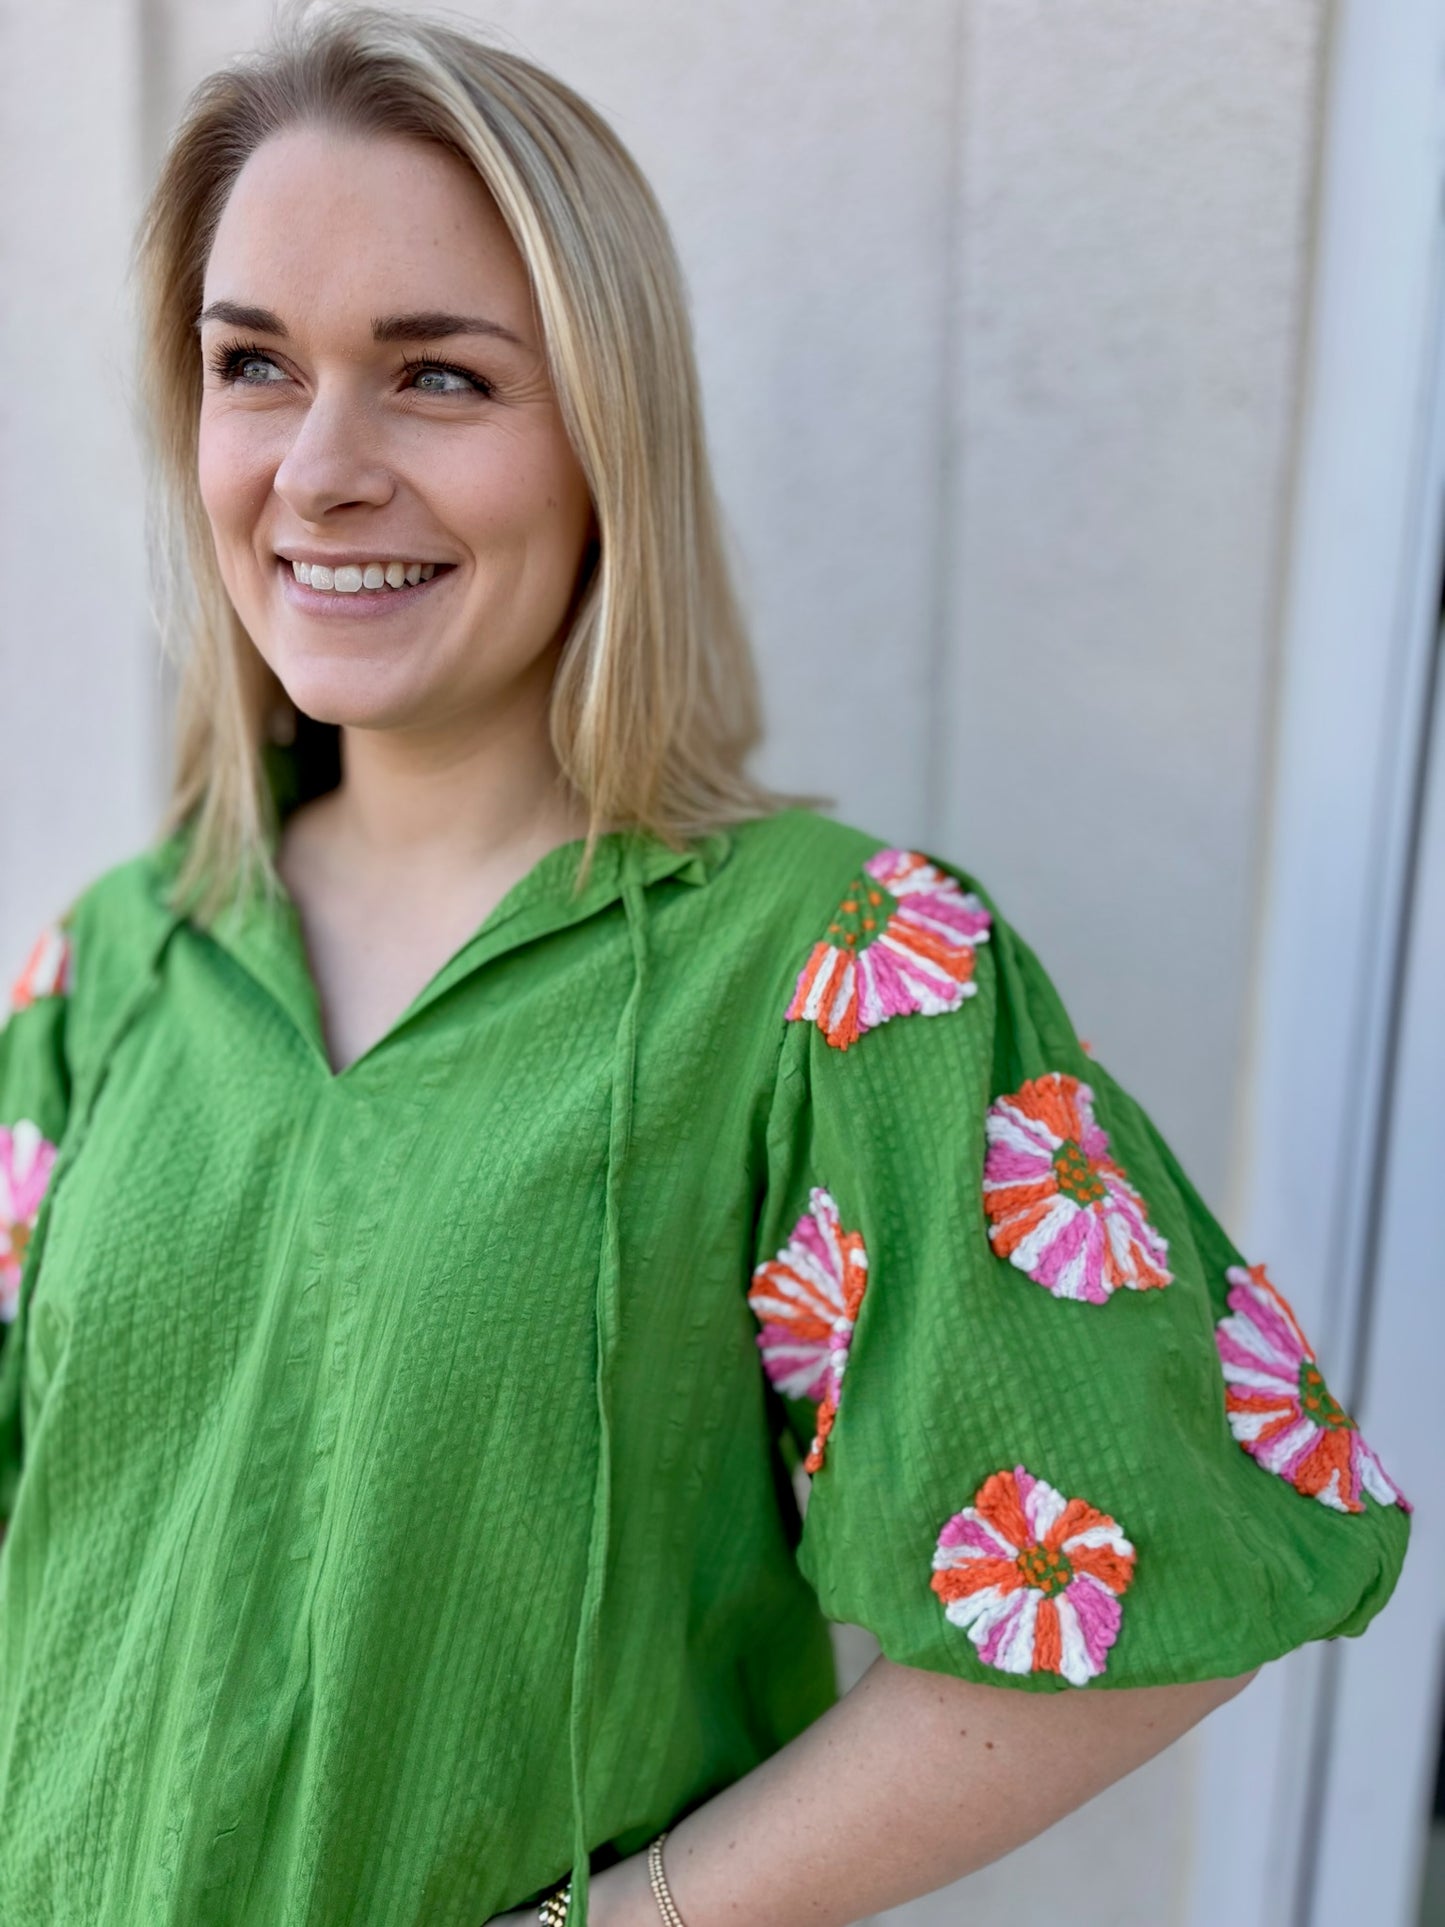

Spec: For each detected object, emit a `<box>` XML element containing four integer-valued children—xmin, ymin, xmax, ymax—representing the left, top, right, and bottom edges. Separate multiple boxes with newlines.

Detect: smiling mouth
<box><xmin>278</xmin><ymin>556</ymin><xmax>457</xmax><ymax>610</ymax></box>
<box><xmin>283</xmin><ymin>557</ymin><xmax>454</xmax><ymax>592</ymax></box>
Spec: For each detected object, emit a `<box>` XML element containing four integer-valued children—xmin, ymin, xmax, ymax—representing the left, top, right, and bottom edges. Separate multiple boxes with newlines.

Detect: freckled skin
<box><xmin>196</xmin><ymin>126</ymin><xmax>596</xmax><ymax>738</ymax></box>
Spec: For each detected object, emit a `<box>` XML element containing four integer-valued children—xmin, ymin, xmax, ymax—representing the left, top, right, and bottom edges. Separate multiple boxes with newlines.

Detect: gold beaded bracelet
<box><xmin>646</xmin><ymin>1830</ymin><xmax>687</xmax><ymax>1927</ymax></box>
<box><xmin>536</xmin><ymin>1874</ymin><xmax>572</xmax><ymax>1924</ymax></box>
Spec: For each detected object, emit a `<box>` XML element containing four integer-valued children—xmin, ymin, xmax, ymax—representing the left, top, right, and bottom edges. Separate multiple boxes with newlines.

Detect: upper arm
<box><xmin>750</xmin><ymin>842</ymin><xmax>1410</xmax><ymax>1695</ymax></box>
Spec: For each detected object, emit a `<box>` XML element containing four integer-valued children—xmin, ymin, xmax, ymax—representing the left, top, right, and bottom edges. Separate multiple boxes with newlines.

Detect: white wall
<box><xmin>4</xmin><ymin>0</ymin><xmax>1326</xmax><ymax>1206</ymax></box>
<box><xmin>0</xmin><ymin>0</ymin><xmax>159</xmax><ymax>948</ymax></box>
<box><xmin>940</xmin><ymin>3</ymin><xmax>1323</xmax><ymax>1211</ymax></box>
<box><xmin>0</xmin><ymin>4</ymin><xmax>1333</xmax><ymax>1921</ymax></box>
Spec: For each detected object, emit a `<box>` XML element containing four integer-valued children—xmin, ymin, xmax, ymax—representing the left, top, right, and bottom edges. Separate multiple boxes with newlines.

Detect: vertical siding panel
<box><xmin>937</xmin><ymin>0</ymin><xmax>1325</xmax><ymax>1201</ymax></box>
<box><xmin>0</xmin><ymin>0</ymin><xmax>154</xmax><ymax>965</ymax></box>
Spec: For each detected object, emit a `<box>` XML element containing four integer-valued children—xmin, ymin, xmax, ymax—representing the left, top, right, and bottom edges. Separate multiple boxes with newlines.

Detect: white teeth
<box><xmin>288</xmin><ymin>558</ymin><xmax>442</xmax><ymax>593</ymax></box>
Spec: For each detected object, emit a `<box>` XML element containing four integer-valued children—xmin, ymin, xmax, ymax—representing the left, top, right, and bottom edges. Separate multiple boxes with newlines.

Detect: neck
<box><xmin>322</xmin><ymin>670</ymin><xmax>590</xmax><ymax>881</ymax></box>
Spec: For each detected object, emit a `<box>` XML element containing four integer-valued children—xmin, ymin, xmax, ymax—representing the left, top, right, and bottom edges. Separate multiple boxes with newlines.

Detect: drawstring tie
<box><xmin>566</xmin><ymin>836</ymin><xmax>649</xmax><ymax>1925</ymax></box>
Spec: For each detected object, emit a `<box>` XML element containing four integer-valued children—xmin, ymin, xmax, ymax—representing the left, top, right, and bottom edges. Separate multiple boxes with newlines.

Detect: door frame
<box><xmin>1184</xmin><ymin>4</ymin><xmax>1445</xmax><ymax>1923</ymax></box>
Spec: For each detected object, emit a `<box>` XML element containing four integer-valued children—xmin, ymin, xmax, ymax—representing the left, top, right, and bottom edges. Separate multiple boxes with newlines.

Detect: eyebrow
<box><xmin>195</xmin><ymin>301</ymin><xmax>528</xmax><ymax>348</ymax></box>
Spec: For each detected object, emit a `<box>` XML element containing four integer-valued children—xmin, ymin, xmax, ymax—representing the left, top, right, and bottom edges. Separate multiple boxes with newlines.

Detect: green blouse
<box><xmin>0</xmin><ymin>765</ymin><xmax>1410</xmax><ymax>1926</ymax></box>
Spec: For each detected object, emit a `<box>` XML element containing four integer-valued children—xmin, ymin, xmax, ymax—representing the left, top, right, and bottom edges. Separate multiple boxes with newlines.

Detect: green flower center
<box><xmin>1298</xmin><ymin>1359</ymin><xmax>1352</xmax><ymax>1431</ymax></box>
<box><xmin>826</xmin><ymin>875</ymin><xmax>895</xmax><ymax>953</ymax></box>
<box><xmin>1053</xmin><ymin>1137</ymin><xmax>1106</xmax><ymax>1207</ymax></box>
<box><xmin>1017</xmin><ymin>1541</ymin><xmax>1073</xmax><ymax>1596</ymax></box>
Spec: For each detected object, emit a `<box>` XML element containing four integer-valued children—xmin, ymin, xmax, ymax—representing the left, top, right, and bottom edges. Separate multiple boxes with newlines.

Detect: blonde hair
<box><xmin>136</xmin><ymin>0</ymin><xmax>800</xmax><ymax>921</ymax></box>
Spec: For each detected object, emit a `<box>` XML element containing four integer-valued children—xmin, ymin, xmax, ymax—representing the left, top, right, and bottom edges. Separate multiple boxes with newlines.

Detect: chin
<box><xmin>268</xmin><ymin>657</ymin><xmax>431</xmax><ymax>734</ymax></box>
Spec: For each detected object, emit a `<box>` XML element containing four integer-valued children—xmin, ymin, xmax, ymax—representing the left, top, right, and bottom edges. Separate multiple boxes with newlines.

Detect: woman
<box><xmin>0</xmin><ymin>7</ymin><xmax>1410</xmax><ymax>1924</ymax></box>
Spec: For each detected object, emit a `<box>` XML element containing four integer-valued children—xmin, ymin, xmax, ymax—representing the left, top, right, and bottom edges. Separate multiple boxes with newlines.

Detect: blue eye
<box><xmin>207</xmin><ymin>341</ymin><xmax>286</xmax><ymax>385</ymax></box>
<box><xmin>409</xmin><ymin>365</ymin><xmax>466</xmax><ymax>393</ymax></box>
<box><xmin>203</xmin><ymin>339</ymin><xmax>494</xmax><ymax>399</ymax></box>
<box><xmin>399</xmin><ymin>355</ymin><xmax>494</xmax><ymax>399</ymax></box>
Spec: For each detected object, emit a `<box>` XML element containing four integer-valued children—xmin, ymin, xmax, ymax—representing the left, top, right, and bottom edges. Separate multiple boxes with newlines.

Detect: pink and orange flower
<box><xmin>9</xmin><ymin>925</ymin><xmax>71</xmax><ymax>1014</ymax></box>
<box><xmin>931</xmin><ymin>1465</ymin><xmax>1136</xmax><ymax>1684</ymax></box>
<box><xmin>787</xmin><ymin>849</ymin><xmax>991</xmax><ymax>1052</ymax></box>
<box><xmin>982</xmin><ymin>1072</ymin><xmax>1171</xmax><ymax>1302</ymax></box>
<box><xmin>1215</xmin><ymin>1262</ymin><xmax>1410</xmax><ymax>1515</ymax></box>
<box><xmin>749</xmin><ymin>1187</ymin><xmax>870</xmax><ymax>1473</ymax></box>
<box><xmin>1</xmin><ymin>1120</ymin><xmax>58</xmax><ymax>1323</ymax></box>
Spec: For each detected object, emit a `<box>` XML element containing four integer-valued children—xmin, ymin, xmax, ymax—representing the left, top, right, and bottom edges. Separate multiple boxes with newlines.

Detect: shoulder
<box><xmin>1</xmin><ymin>838</ymin><xmax>176</xmax><ymax>1159</ymax></box>
<box><xmin>62</xmin><ymin>835</ymin><xmax>181</xmax><ymax>961</ymax></box>
<box><xmin>8</xmin><ymin>832</ymin><xmax>186</xmax><ymax>1044</ymax></box>
<box><xmin>702</xmin><ymin>808</ymin><xmax>890</xmax><ymax>1001</ymax></box>
<box><xmin>713</xmin><ymin>809</ymin><xmax>1005</xmax><ymax>1056</ymax></box>
<box><xmin>720</xmin><ymin>807</ymin><xmax>1008</xmax><ymax>926</ymax></box>
<box><xmin>723</xmin><ymin>806</ymin><xmax>886</xmax><ymax>881</ymax></box>
<box><xmin>683</xmin><ymin>806</ymin><xmax>880</xmax><ymax>958</ymax></box>
<box><xmin>717</xmin><ymin>806</ymin><xmax>966</xmax><ymax>947</ymax></box>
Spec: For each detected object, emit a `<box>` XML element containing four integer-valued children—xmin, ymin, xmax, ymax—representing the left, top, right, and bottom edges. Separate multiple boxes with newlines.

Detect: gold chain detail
<box><xmin>647</xmin><ymin>1831</ymin><xmax>687</xmax><ymax>1927</ymax></box>
<box><xmin>536</xmin><ymin>1876</ymin><xmax>572</xmax><ymax>1925</ymax></box>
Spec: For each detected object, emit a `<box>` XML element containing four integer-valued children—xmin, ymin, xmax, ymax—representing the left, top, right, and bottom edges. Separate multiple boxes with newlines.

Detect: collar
<box><xmin>144</xmin><ymin>734</ymin><xmax>731</xmax><ymax>1080</ymax></box>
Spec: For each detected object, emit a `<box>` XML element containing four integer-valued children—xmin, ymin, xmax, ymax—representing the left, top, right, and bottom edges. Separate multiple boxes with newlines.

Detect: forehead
<box><xmin>202</xmin><ymin>126</ymin><xmax>531</xmax><ymax>329</ymax></box>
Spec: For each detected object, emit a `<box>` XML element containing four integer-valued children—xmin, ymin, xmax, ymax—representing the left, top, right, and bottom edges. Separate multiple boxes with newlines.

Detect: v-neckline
<box><xmin>214</xmin><ymin>829</ymin><xmax>608</xmax><ymax>1082</ymax></box>
<box><xmin>189</xmin><ymin>817</ymin><xmax>729</xmax><ymax>1084</ymax></box>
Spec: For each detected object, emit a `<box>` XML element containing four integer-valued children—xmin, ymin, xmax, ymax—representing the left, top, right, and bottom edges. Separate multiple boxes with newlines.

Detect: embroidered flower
<box><xmin>1215</xmin><ymin>1262</ymin><xmax>1410</xmax><ymax>1514</ymax></box>
<box><xmin>931</xmin><ymin>1465</ymin><xmax>1136</xmax><ymax>1685</ymax></box>
<box><xmin>982</xmin><ymin>1072</ymin><xmax>1171</xmax><ymax>1301</ymax></box>
<box><xmin>0</xmin><ymin>1120</ymin><xmax>58</xmax><ymax>1323</ymax></box>
<box><xmin>9</xmin><ymin>924</ymin><xmax>71</xmax><ymax>1014</ymax></box>
<box><xmin>749</xmin><ymin>1187</ymin><xmax>870</xmax><ymax>1472</ymax></box>
<box><xmin>787</xmin><ymin>849</ymin><xmax>992</xmax><ymax>1051</ymax></box>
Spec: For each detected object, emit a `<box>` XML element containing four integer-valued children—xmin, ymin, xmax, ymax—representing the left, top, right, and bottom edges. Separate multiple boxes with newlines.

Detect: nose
<box><xmin>271</xmin><ymin>386</ymin><xmax>395</xmax><ymax>522</ymax></box>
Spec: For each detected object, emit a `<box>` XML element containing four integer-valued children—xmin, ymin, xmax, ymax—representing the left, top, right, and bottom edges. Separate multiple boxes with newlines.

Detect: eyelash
<box><xmin>398</xmin><ymin>352</ymin><xmax>495</xmax><ymax>399</ymax></box>
<box><xmin>204</xmin><ymin>338</ymin><xmax>495</xmax><ymax>399</ymax></box>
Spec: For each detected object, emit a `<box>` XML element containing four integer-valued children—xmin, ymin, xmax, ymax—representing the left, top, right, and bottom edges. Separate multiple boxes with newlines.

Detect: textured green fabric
<box><xmin>0</xmin><ymin>778</ymin><xmax>1410</xmax><ymax>1925</ymax></box>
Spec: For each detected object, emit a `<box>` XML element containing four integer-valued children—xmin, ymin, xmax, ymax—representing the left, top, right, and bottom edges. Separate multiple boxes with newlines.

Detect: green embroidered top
<box><xmin>0</xmin><ymin>764</ymin><xmax>1411</xmax><ymax>1926</ymax></box>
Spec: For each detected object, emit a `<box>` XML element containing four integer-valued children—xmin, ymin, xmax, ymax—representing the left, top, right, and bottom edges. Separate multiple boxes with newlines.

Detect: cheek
<box><xmin>196</xmin><ymin>410</ymin><xmax>272</xmax><ymax>548</ymax></box>
<box><xmin>447</xmin><ymin>436</ymin><xmax>593</xmax><ymax>572</ymax></box>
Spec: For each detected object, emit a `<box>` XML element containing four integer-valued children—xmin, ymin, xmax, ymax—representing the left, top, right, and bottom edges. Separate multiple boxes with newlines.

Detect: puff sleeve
<box><xmin>0</xmin><ymin>914</ymin><xmax>74</xmax><ymax>1527</ymax></box>
<box><xmin>749</xmin><ymin>846</ymin><xmax>1411</xmax><ymax>1692</ymax></box>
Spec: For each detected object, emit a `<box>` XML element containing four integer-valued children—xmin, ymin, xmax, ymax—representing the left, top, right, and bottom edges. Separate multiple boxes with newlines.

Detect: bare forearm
<box><xmin>585</xmin><ymin>1653</ymin><xmax>1256</xmax><ymax>1927</ymax></box>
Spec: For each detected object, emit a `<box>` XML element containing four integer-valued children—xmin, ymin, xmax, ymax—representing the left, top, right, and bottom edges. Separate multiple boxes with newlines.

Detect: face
<box><xmin>196</xmin><ymin>125</ymin><xmax>595</xmax><ymax>738</ymax></box>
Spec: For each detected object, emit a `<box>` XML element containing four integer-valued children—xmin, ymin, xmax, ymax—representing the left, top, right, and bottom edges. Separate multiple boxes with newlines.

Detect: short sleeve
<box><xmin>0</xmin><ymin>915</ymin><xmax>75</xmax><ymax>1527</ymax></box>
<box><xmin>749</xmin><ymin>846</ymin><xmax>1411</xmax><ymax>1692</ymax></box>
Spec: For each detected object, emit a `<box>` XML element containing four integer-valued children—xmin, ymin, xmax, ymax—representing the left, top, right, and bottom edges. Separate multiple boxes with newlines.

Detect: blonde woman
<box><xmin>0</xmin><ymin>7</ymin><xmax>1410</xmax><ymax>1925</ymax></box>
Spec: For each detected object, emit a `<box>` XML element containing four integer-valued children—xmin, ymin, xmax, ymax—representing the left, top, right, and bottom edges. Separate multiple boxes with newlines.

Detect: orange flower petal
<box><xmin>1033</xmin><ymin>1597</ymin><xmax>1063</xmax><ymax>1674</ymax></box>
<box><xmin>930</xmin><ymin>1557</ymin><xmax>1025</xmax><ymax>1603</ymax></box>
<box><xmin>971</xmin><ymin>1469</ymin><xmax>1031</xmax><ymax>1553</ymax></box>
